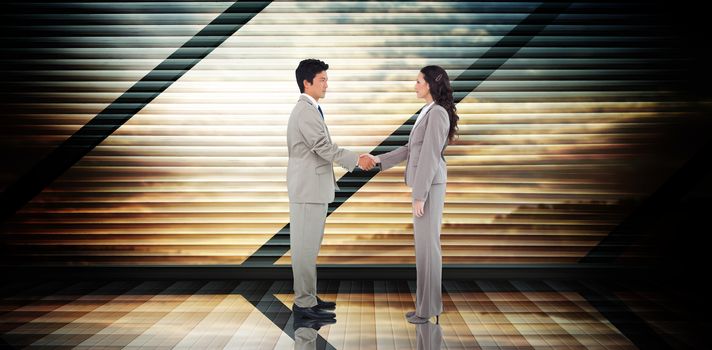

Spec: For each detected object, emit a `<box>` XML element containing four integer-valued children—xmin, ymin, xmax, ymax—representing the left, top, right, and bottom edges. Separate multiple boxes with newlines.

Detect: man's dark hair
<box><xmin>295</xmin><ymin>59</ymin><xmax>329</xmax><ymax>93</ymax></box>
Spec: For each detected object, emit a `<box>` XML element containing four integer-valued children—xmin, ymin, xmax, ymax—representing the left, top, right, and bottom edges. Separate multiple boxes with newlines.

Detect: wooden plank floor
<box><xmin>0</xmin><ymin>279</ymin><xmax>703</xmax><ymax>349</ymax></box>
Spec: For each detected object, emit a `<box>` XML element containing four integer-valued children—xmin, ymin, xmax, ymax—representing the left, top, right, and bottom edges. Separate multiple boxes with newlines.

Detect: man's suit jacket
<box><xmin>379</xmin><ymin>104</ymin><xmax>450</xmax><ymax>201</ymax></box>
<box><xmin>287</xmin><ymin>95</ymin><xmax>359</xmax><ymax>203</ymax></box>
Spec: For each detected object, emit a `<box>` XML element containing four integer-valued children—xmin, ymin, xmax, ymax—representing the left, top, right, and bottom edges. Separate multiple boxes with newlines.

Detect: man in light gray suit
<box><xmin>287</xmin><ymin>59</ymin><xmax>376</xmax><ymax>319</ymax></box>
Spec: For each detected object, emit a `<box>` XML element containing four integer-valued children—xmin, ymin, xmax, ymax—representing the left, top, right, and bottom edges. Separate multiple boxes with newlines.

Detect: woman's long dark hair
<box><xmin>420</xmin><ymin>65</ymin><xmax>459</xmax><ymax>143</ymax></box>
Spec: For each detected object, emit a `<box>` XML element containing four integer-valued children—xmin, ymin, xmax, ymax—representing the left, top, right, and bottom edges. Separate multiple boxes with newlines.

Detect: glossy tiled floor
<box><xmin>0</xmin><ymin>279</ymin><xmax>705</xmax><ymax>349</ymax></box>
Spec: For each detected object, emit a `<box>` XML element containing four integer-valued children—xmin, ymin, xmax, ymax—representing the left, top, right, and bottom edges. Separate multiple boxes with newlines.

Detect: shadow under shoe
<box><xmin>293</xmin><ymin>317</ymin><xmax>337</xmax><ymax>331</ymax></box>
<box><xmin>407</xmin><ymin>312</ymin><xmax>440</xmax><ymax>324</ymax></box>
<box><xmin>293</xmin><ymin>304</ymin><xmax>336</xmax><ymax>320</ymax></box>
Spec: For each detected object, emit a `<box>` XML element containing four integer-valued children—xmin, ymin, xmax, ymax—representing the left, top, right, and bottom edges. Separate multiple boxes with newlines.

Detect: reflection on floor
<box><xmin>0</xmin><ymin>279</ymin><xmax>705</xmax><ymax>349</ymax></box>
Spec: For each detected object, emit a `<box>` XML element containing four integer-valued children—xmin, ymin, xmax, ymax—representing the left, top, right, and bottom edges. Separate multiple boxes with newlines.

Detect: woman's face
<box><xmin>415</xmin><ymin>72</ymin><xmax>430</xmax><ymax>100</ymax></box>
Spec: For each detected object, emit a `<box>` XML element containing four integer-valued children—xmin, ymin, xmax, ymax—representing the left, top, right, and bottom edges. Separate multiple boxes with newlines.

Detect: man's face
<box><xmin>305</xmin><ymin>71</ymin><xmax>328</xmax><ymax>100</ymax></box>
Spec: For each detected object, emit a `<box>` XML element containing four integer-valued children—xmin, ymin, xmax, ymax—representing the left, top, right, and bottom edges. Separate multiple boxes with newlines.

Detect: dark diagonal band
<box><xmin>0</xmin><ymin>1</ymin><xmax>272</xmax><ymax>222</ymax></box>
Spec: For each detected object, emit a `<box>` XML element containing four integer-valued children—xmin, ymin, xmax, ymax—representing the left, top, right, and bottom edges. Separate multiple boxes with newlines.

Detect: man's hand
<box><xmin>358</xmin><ymin>154</ymin><xmax>377</xmax><ymax>170</ymax></box>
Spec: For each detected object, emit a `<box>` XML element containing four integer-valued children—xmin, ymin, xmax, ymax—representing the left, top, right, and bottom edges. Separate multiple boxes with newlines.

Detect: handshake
<box><xmin>357</xmin><ymin>154</ymin><xmax>380</xmax><ymax>171</ymax></box>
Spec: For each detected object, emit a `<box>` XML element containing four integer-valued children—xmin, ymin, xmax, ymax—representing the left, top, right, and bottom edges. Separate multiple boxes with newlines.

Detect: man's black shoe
<box><xmin>314</xmin><ymin>296</ymin><xmax>336</xmax><ymax>310</ymax></box>
<box><xmin>292</xmin><ymin>304</ymin><xmax>336</xmax><ymax>319</ymax></box>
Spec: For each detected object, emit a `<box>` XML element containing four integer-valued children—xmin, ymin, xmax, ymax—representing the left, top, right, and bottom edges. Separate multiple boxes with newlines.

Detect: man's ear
<box><xmin>303</xmin><ymin>79</ymin><xmax>311</xmax><ymax>89</ymax></box>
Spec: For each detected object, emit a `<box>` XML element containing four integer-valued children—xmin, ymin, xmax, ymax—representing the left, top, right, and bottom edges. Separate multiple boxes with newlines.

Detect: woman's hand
<box><xmin>413</xmin><ymin>199</ymin><xmax>425</xmax><ymax>217</ymax></box>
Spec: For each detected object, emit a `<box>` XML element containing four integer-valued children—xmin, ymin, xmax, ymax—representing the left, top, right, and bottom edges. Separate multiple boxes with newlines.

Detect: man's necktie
<box><xmin>317</xmin><ymin>105</ymin><xmax>324</xmax><ymax>120</ymax></box>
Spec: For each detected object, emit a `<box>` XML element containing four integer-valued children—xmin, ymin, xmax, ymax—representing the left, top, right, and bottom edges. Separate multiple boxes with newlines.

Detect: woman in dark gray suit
<box><xmin>374</xmin><ymin>65</ymin><xmax>459</xmax><ymax>324</ymax></box>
